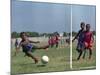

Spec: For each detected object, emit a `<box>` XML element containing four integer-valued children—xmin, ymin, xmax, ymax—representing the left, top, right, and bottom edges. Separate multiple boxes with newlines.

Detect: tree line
<box><xmin>11</xmin><ymin>31</ymin><xmax>96</xmax><ymax>38</ymax></box>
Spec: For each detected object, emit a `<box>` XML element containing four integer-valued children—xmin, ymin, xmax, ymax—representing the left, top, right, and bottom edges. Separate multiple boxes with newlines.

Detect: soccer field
<box><xmin>11</xmin><ymin>40</ymin><xmax>70</xmax><ymax>74</ymax></box>
<box><xmin>11</xmin><ymin>38</ymin><xmax>96</xmax><ymax>74</ymax></box>
<box><xmin>72</xmin><ymin>40</ymin><xmax>96</xmax><ymax>70</ymax></box>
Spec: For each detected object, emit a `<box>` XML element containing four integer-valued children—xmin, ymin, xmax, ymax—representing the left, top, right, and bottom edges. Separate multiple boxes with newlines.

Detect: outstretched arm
<box><xmin>72</xmin><ymin>30</ymin><xmax>80</xmax><ymax>42</ymax></box>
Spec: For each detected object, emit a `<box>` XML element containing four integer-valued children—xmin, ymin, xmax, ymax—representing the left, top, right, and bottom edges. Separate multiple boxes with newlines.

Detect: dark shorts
<box><xmin>22</xmin><ymin>45</ymin><xmax>37</xmax><ymax>53</ymax></box>
<box><xmin>76</xmin><ymin>41</ymin><xmax>85</xmax><ymax>50</ymax></box>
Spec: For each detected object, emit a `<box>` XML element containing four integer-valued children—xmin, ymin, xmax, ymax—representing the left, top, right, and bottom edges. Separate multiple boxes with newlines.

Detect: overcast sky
<box><xmin>11</xmin><ymin>0</ymin><xmax>71</xmax><ymax>33</ymax></box>
<box><xmin>11</xmin><ymin>0</ymin><xmax>96</xmax><ymax>33</ymax></box>
<box><xmin>72</xmin><ymin>5</ymin><xmax>96</xmax><ymax>32</ymax></box>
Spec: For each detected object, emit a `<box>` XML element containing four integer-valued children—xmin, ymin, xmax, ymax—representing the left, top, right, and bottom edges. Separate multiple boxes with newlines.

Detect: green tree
<box><xmin>63</xmin><ymin>32</ymin><xmax>67</xmax><ymax>37</ymax></box>
<box><xmin>11</xmin><ymin>32</ymin><xmax>19</xmax><ymax>38</ymax></box>
<box><xmin>72</xmin><ymin>31</ymin><xmax>77</xmax><ymax>36</ymax></box>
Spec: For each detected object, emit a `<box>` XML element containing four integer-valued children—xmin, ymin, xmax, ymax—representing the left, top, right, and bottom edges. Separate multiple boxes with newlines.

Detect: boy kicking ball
<box><xmin>17</xmin><ymin>32</ymin><xmax>49</xmax><ymax>64</ymax></box>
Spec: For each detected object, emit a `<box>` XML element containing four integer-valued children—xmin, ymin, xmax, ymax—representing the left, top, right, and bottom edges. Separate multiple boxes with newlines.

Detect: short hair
<box><xmin>20</xmin><ymin>32</ymin><xmax>27</xmax><ymax>37</ymax></box>
<box><xmin>86</xmin><ymin>24</ymin><xmax>91</xmax><ymax>27</ymax></box>
<box><xmin>81</xmin><ymin>22</ymin><xmax>85</xmax><ymax>26</ymax></box>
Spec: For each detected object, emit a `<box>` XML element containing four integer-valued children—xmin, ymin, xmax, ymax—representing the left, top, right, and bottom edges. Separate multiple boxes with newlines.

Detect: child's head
<box><xmin>86</xmin><ymin>24</ymin><xmax>91</xmax><ymax>31</ymax></box>
<box><xmin>20</xmin><ymin>32</ymin><xmax>28</xmax><ymax>40</ymax></box>
<box><xmin>80</xmin><ymin>22</ymin><xmax>85</xmax><ymax>29</ymax></box>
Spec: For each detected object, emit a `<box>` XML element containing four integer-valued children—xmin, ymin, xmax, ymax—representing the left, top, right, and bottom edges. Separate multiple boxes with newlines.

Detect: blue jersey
<box><xmin>78</xmin><ymin>30</ymin><xmax>85</xmax><ymax>42</ymax></box>
<box><xmin>21</xmin><ymin>43</ymin><xmax>33</xmax><ymax>51</ymax></box>
<box><xmin>26</xmin><ymin>44</ymin><xmax>33</xmax><ymax>50</ymax></box>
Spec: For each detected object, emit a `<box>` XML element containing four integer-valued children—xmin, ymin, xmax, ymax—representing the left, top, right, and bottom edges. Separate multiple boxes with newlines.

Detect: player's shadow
<box><xmin>60</xmin><ymin>58</ymin><xmax>77</xmax><ymax>62</ymax></box>
<box><xmin>19</xmin><ymin>63</ymin><xmax>36</xmax><ymax>66</ymax></box>
<box><xmin>37</xmin><ymin>64</ymin><xmax>46</xmax><ymax>67</ymax></box>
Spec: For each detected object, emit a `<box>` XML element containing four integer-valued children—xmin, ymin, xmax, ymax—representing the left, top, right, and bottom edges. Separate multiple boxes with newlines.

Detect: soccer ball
<box><xmin>41</xmin><ymin>55</ymin><xmax>49</xmax><ymax>64</ymax></box>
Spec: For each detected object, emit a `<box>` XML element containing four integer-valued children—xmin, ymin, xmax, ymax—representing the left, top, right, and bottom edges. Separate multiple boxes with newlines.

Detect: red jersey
<box><xmin>48</xmin><ymin>39</ymin><xmax>52</xmax><ymax>45</ymax></box>
<box><xmin>52</xmin><ymin>37</ymin><xmax>56</xmax><ymax>44</ymax></box>
<box><xmin>48</xmin><ymin>37</ymin><xmax>55</xmax><ymax>45</ymax></box>
<box><xmin>84</xmin><ymin>31</ymin><xmax>93</xmax><ymax>43</ymax></box>
<box><xmin>55</xmin><ymin>36</ymin><xmax>59</xmax><ymax>43</ymax></box>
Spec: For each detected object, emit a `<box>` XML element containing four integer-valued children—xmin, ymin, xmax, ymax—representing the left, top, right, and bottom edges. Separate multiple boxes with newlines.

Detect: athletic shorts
<box><xmin>22</xmin><ymin>44</ymin><xmax>37</xmax><ymax>53</ymax></box>
<box><xmin>76</xmin><ymin>41</ymin><xmax>84</xmax><ymax>50</ymax></box>
<box><xmin>84</xmin><ymin>42</ymin><xmax>93</xmax><ymax>49</ymax></box>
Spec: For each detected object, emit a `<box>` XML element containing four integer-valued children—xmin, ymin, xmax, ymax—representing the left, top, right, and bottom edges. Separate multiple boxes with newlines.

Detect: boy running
<box><xmin>14</xmin><ymin>38</ymin><xmax>19</xmax><ymax>56</ymax></box>
<box><xmin>55</xmin><ymin>34</ymin><xmax>59</xmax><ymax>48</ymax></box>
<box><xmin>72</xmin><ymin>22</ymin><xmax>85</xmax><ymax>60</ymax></box>
<box><xmin>83</xmin><ymin>24</ymin><xmax>94</xmax><ymax>59</ymax></box>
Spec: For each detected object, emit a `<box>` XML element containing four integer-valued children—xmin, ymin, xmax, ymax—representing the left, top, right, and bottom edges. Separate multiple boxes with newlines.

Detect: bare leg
<box><xmin>82</xmin><ymin>49</ymin><xmax>86</xmax><ymax>59</ymax></box>
<box><xmin>25</xmin><ymin>51</ymin><xmax>38</xmax><ymax>64</ymax></box>
<box><xmin>56</xmin><ymin>43</ymin><xmax>58</xmax><ymax>48</ymax></box>
<box><xmin>77</xmin><ymin>50</ymin><xmax>83</xmax><ymax>60</ymax></box>
<box><xmin>35</xmin><ymin>45</ymin><xmax>49</xmax><ymax>50</ymax></box>
<box><xmin>89</xmin><ymin>48</ymin><xmax>92</xmax><ymax>59</ymax></box>
<box><xmin>14</xmin><ymin>47</ymin><xmax>19</xmax><ymax>56</ymax></box>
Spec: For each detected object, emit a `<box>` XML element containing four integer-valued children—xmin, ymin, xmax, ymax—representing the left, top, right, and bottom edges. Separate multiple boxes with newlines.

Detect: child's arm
<box><xmin>72</xmin><ymin>30</ymin><xmax>80</xmax><ymax>42</ymax></box>
<box><xmin>91</xmin><ymin>32</ymin><xmax>94</xmax><ymax>42</ymax></box>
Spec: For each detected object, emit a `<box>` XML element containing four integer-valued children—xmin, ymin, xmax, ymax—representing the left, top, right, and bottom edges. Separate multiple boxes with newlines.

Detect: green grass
<box><xmin>72</xmin><ymin>41</ymin><xmax>96</xmax><ymax>70</ymax></box>
<box><xmin>11</xmin><ymin>45</ymin><xmax>70</xmax><ymax>74</ymax></box>
<box><xmin>11</xmin><ymin>41</ymin><xmax>96</xmax><ymax>74</ymax></box>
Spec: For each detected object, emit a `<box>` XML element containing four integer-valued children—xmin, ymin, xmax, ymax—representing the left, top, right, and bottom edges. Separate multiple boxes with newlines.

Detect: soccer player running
<box><xmin>72</xmin><ymin>22</ymin><xmax>85</xmax><ymax>60</ymax></box>
<box><xmin>66</xmin><ymin>33</ymin><xmax>70</xmax><ymax>45</ymax></box>
<box><xmin>55</xmin><ymin>34</ymin><xmax>59</xmax><ymax>49</ymax></box>
<box><xmin>48</xmin><ymin>36</ymin><xmax>52</xmax><ymax>48</ymax></box>
<box><xmin>49</xmin><ymin>35</ymin><xmax>55</xmax><ymax>48</ymax></box>
<box><xmin>18</xmin><ymin>32</ymin><xmax>49</xmax><ymax>64</ymax></box>
<box><xmin>83</xmin><ymin>24</ymin><xmax>94</xmax><ymax>59</ymax></box>
<box><xmin>14</xmin><ymin>38</ymin><xmax>19</xmax><ymax>56</ymax></box>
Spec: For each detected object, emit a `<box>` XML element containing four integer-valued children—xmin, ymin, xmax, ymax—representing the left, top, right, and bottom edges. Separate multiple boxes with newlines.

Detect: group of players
<box><xmin>48</xmin><ymin>34</ymin><xmax>59</xmax><ymax>48</ymax></box>
<box><xmin>72</xmin><ymin>22</ymin><xmax>94</xmax><ymax>60</ymax></box>
<box><xmin>48</xmin><ymin>33</ymin><xmax>68</xmax><ymax>49</ymax></box>
<box><xmin>13</xmin><ymin>22</ymin><xmax>94</xmax><ymax>64</ymax></box>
